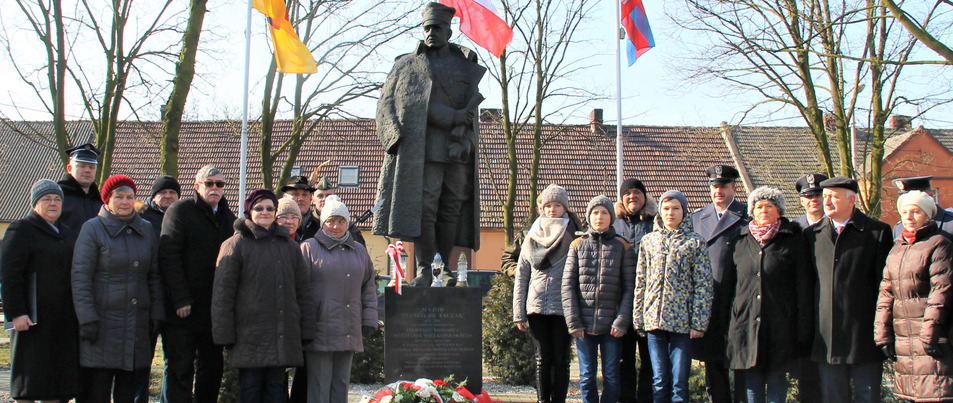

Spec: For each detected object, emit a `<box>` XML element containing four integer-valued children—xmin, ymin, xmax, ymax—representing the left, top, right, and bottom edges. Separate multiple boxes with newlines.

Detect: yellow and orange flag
<box><xmin>252</xmin><ymin>0</ymin><xmax>317</xmax><ymax>74</ymax></box>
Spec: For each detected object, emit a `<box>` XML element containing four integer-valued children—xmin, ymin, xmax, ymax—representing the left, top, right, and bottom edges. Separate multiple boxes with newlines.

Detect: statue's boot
<box><xmin>411</xmin><ymin>272</ymin><xmax>433</xmax><ymax>287</ymax></box>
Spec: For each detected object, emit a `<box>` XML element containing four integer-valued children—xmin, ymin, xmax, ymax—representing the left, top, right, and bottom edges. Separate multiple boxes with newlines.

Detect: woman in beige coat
<box><xmin>875</xmin><ymin>190</ymin><xmax>953</xmax><ymax>402</ymax></box>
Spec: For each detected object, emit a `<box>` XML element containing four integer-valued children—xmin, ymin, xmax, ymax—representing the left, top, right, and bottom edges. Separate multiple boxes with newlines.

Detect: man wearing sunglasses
<box><xmin>158</xmin><ymin>165</ymin><xmax>237</xmax><ymax>402</ymax></box>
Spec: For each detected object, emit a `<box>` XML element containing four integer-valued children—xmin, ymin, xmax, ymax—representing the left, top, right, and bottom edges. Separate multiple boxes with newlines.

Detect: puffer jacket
<box><xmin>875</xmin><ymin>222</ymin><xmax>953</xmax><ymax>402</ymax></box>
<box><xmin>633</xmin><ymin>217</ymin><xmax>713</xmax><ymax>334</ymax></box>
<box><xmin>301</xmin><ymin>230</ymin><xmax>378</xmax><ymax>352</ymax></box>
<box><xmin>513</xmin><ymin>218</ymin><xmax>578</xmax><ymax>321</ymax></box>
<box><xmin>561</xmin><ymin>227</ymin><xmax>636</xmax><ymax>335</ymax></box>
<box><xmin>211</xmin><ymin>219</ymin><xmax>316</xmax><ymax>369</ymax></box>
<box><xmin>71</xmin><ymin>207</ymin><xmax>164</xmax><ymax>371</ymax></box>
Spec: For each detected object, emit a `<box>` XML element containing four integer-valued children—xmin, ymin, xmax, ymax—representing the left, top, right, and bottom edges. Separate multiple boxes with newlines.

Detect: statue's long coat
<box><xmin>372</xmin><ymin>42</ymin><xmax>483</xmax><ymax>251</ymax></box>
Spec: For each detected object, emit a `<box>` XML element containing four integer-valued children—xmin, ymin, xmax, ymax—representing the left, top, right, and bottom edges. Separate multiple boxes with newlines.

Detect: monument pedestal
<box><xmin>384</xmin><ymin>287</ymin><xmax>482</xmax><ymax>395</ymax></box>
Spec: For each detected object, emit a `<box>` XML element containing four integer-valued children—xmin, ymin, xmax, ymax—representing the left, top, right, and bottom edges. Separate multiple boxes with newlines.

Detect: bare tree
<box><xmin>256</xmin><ymin>0</ymin><xmax>416</xmax><ymax>192</ymax></box>
<box><xmin>481</xmin><ymin>0</ymin><xmax>601</xmax><ymax>244</ymax></box>
<box><xmin>160</xmin><ymin>0</ymin><xmax>208</xmax><ymax>177</ymax></box>
<box><xmin>881</xmin><ymin>0</ymin><xmax>953</xmax><ymax>64</ymax></box>
<box><xmin>2</xmin><ymin>0</ymin><xmax>185</xmax><ymax>181</ymax></box>
<box><xmin>1</xmin><ymin>0</ymin><xmax>74</xmax><ymax>166</ymax></box>
<box><xmin>672</xmin><ymin>0</ymin><xmax>951</xmax><ymax>217</ymax></box>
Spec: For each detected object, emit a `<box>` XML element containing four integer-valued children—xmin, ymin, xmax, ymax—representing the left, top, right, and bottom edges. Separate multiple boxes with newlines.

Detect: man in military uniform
<box><xmin>58</xmin><ymin>143</ymin><xmax>103</xmax><ymax>231</ymax></box>
<box><xmin>690</xmin><ymin>164</ymin><xmax>748</xmax><ymax>403</ymax></box>
<box><xmin>793</xmin><ymin>173</ymin><xmax>828</xmax><ymax>229</ymax></box>
<box><xmin>373</xmin><ymin>2</ymin><xmax>484</xmax><ymax>285</ymax></box>
<box><xmin>891</xmin><ymin>175</ymin><xmax>953</xmax><ymax>242</ymax></box>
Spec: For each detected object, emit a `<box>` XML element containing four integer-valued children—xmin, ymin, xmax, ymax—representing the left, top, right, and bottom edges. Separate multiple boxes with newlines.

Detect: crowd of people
<box><xmin>2</xmin><ymin>138</ymin><xmax>952</xmax><ymax>403</ymax></box>
<box><xmin>511</xmin><ymin>166</ymin><xmax>953</xmax><ymax>403</ymax></box>
<box><xmin>0</xmin><ymin>143</ymin><xmax>377</xmax><ymax>403</ymax></box>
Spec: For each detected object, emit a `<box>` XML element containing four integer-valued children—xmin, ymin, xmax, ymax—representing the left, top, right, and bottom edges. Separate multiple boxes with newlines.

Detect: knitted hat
<box><xmin>658</xmin><ymin>190</ymin><xmax>688</xmax><ymax>212</ymax></box>
<box><xmin>243</xmin><ymin>189</ymin><xmax>278</xmax><ymax>219</ymax></box>
<box><xmin>30</xmin><ymin>179</ymin><xmax>63</xmax><ymax>207</ymax></box>
<box><xmin>537</xmin><ymin>184</ymin><xmax>569</xmax><ymax>209</ymax></box>
<box><xmin>586</xmin><ymin>195</ymin><xmax>615</xmax><ymax>225</ymax></box>
<box><xmin>897</xmin><ymin>190</ymin><xmax>936</xmax><ymax>219</ymax></box>
<box><xmin>101</xmin><ymin>175</ymin><xmax>137</xmax><ymax>204</ymax></box>
<box><xmin>747</xmin><ymin>186</ymin><xmax>786</xmax><ymax>217</ymax></box>
<box><xmin>277</xmin><ymin>197</ymin><xmax>302</xmax><ymax>221</ymax></box>
<box><xmin>150</xmin><ymin>175</ymin><xmax>181</xmax><ymax>199</ymax></box>
<box><xmin>320</xmin><ymin>195</ymin><xmax>350</xmax><ymax>226</ymax></box>
<box><xmin>619</xmin><ymin>178</ymin><xmax>647</xmax><ymax>198</ymax></box>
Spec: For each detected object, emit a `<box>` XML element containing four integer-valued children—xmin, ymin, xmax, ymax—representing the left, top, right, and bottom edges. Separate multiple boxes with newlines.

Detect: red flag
<box><xmin>439</xmin><ymin>0</ymin><xmax>513</xmax><ymax>57</ymax></box>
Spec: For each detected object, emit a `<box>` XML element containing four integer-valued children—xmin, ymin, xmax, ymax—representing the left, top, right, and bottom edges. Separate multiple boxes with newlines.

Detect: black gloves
<box><xmin>362</xmin><ymin>326</ymin><xmax>375</xmax><ymax>337</ymax></box>
<box><xmin>881</xmin><ymin>343</ymin><xmax>896</xmax><ymax>361</ymax></box>
<box><xmin>80</xmin><ymin>321</ymin><xmax>99</xmax><ymax>343</ymax></box>
<box><xmin>924</xmin><ymin>342</ymin><xmax>943</xmax><ymax>358</ymax></box>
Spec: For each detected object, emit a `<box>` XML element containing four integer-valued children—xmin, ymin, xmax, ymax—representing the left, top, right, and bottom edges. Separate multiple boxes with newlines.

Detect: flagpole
<box><xmin>614</xmin><ymin>0</ymin><xmax>623</xmax><ymax>199</ymax></box>
<box><xmin>239</xmin><ymin>0</ymin><xmax>253</xmax><ymax>216</ymax></box>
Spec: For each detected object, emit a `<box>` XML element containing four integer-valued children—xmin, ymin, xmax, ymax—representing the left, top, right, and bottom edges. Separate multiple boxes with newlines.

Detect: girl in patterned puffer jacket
<box><xmin>633</xmin><ymin>190</ymin><xmax>713</xmax><ymax>403</ymax></box>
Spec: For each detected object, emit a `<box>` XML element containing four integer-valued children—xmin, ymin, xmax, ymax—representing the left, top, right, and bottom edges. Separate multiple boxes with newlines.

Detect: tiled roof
<box><xmin>726</xmin><ymin>126</ymin><xmax>850</xmax><ymax>217</ymax></box>
<box><xmin>0</xmin><ymin>119</ymin><xmax>738</xmax><ymax>228</ymax></box>
<box><xmin>0</xmin><ymin>121</ymin><xmax>95</xmax><ymax>221</ymax></box>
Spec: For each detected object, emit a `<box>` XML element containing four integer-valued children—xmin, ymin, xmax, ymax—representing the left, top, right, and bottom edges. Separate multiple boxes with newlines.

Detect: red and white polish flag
<box><xmin>439</xmin><ymin>0</ymin><xmax>513</xmax><ymax>57</ymax></box>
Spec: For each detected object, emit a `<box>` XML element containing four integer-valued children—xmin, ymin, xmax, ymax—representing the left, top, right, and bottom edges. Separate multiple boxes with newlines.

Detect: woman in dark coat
<box><xmin>0</xmin><ymin>179</ymin><xmax>81</xmax><ymax>401</ymax></box>
<box><xmin>725</xmin><ymin>187</ymin><xmax>812</xmax><ymax>403</ymax></box>
<box><xmin>875</xmin><ymin>190</ymin><xmax>953</xmax><ymax>402</ymax></box>
<box><xmin>71</xmin><ymin>175</ymin><xmax>164</xmax><ymax>403</ymax></box>
<box><xmin>212</xmin><ymin>189</ymin><xmax>316</xmax><ymax>403</ymax></box>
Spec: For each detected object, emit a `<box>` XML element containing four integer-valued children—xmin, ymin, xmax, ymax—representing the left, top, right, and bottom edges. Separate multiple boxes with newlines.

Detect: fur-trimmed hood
<box><xmin>615</xmin><ymin>195</ymin><xmax>658</xmax><ymax>220</ymax></box>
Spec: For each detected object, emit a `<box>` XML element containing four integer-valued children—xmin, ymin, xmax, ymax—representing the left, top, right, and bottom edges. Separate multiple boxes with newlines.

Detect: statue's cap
<box><xmin>422</xmin><ymin>2</ymin><xmax>455</xmax><ymax>26</ymax></box>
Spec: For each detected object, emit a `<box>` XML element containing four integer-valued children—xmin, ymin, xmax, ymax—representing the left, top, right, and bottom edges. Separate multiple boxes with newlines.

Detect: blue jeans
<box><xmin>575</xmin><ymin>333</ymin><xmax>622</xmax><ymax>403</ymax></box>
<box><xmin>238</xmin><ymin>367</ymin><xmax>287</xmax><ymax>403</ymax></box>
<box><xmin>743</xmin><ymin>365</ymin><xmax>787</xmax><ymax>403</ymax></box>
<box><xmin>646</xmin><ymin>331</ymin><xmax>692</xmax><ymax>403</ymax></box>
<box><xmin>816</xmin><ymin>360</ymin><xmax>882</xmax><ymax>403</ymax></box>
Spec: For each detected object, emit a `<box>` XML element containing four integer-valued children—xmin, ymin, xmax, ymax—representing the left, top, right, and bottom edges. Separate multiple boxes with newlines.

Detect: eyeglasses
<box><xmin>202</xmin><ymin>181</ymin><xmax>226</xmax><ymax>188</ymax></box>
<box><xmin>38</xmin><ymin>196</ymin><xmax>63</xmax><ymax>203</ymax></box>
<box><xmin>252</xmin><ymin>206</ymin><xmax>275</xmax><ymax>213</ymax></box>
<box><xmin>277</xmin><ymin>215</ymin><xmax>300</xmax><ymax>223</ymax></box>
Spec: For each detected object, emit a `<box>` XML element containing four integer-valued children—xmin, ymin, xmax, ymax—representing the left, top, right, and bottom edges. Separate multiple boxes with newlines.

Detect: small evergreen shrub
<box><xmin>482</xmin><ymin>274</ymin><xmax>535</xmax><ymax>385</ymax></box>
<box><xmin>351</xmin><ymin>320</ymin><xmax>386</xmax><ymax>384</ymax></box>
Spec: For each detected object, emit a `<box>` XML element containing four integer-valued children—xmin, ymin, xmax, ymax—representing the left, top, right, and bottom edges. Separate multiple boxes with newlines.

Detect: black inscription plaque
<box><xmin>385</xmin><ymin>287</ymin><xmax>482</xmax><ymax>395</ymax></box>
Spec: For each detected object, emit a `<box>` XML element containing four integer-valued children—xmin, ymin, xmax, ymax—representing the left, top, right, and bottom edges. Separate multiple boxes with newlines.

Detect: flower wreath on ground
<box><xmin>362</xmin><ymin>376</ymin><xmax>493</xmax><ymax>403</ymax></box>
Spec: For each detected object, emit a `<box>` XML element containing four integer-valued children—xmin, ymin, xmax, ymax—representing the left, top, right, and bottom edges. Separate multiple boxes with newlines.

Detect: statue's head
<box><xmin>421</xmin><ymin>2</ymin><xmax>454</xmax><ymax>49</ymax></box>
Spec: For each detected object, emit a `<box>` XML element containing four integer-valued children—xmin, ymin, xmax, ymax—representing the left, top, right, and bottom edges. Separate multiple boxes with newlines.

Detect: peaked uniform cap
<box><xmin>66</xmin><ymin>143</ymin><xmax>101</xmax><ymax>164</ymax></box>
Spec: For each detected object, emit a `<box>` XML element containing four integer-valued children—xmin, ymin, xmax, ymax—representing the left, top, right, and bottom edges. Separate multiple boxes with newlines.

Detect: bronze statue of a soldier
<box><xmin>373</xmin><ymin>2</ymin><xmax>485</xmax><ymax>286</ymax></box>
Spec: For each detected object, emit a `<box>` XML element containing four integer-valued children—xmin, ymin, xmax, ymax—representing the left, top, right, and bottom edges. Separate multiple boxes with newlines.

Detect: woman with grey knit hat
<box><xmin>0</xmin><ymin>179</ymin><xmax>81</xmax><ymax>400</ymax></box>
<box><xmin>513</xmin><ymin>184</ymin><xmax>581</xmax><ymax>403</ymax></box>
<box><xmin>724</xmin><ymin>186</ymin><xmax>812</xmax><ymax>403</ymax></box>
<box><xmin>562</xmin><ymin>195</ymin><xmax>637</xmax><ymax>403</ymax></box>
<box><xmin>634</xmin><ymin>190</ymin><xmax>712</xmax><ymax>403</ymax></box>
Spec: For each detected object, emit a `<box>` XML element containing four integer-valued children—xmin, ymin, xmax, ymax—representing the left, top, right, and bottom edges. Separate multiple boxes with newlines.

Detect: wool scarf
<box><xmin>749</xmin><ymin>220</ymin><xmax>781</xmax><ymax>246</ymax></box>
<box><xmin>522</xmin><ymin>215</ymin><xmax>571</xmax><ymax>271</ymax></box>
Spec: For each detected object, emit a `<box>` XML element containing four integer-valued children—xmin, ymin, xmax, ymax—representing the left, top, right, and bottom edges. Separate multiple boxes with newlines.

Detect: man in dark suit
<box><xmin>891</xmin><ymin>175</ymin><xmax>953</xmax><ymax>242</ymax></box>
<box><xmin>690</xmin><ymin>164</ymin><xmax>748</xmax><ymax>403</ymax></box>
<box><xmin>804</xmin><ymin>176</ymin><xmax>892</xmax><ymax>402</ymax></box>
<box><xmin>793</xmin><ymin>173</ymin><xmax>828</xmax><ymax>229</ymax></box>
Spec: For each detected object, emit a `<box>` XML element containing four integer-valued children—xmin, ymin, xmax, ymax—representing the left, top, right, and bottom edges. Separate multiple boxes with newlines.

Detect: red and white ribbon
<box><xmin>386</xmin><ymin>243</ymin><xmax>406</xmax><ymax>295</ymax></box>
